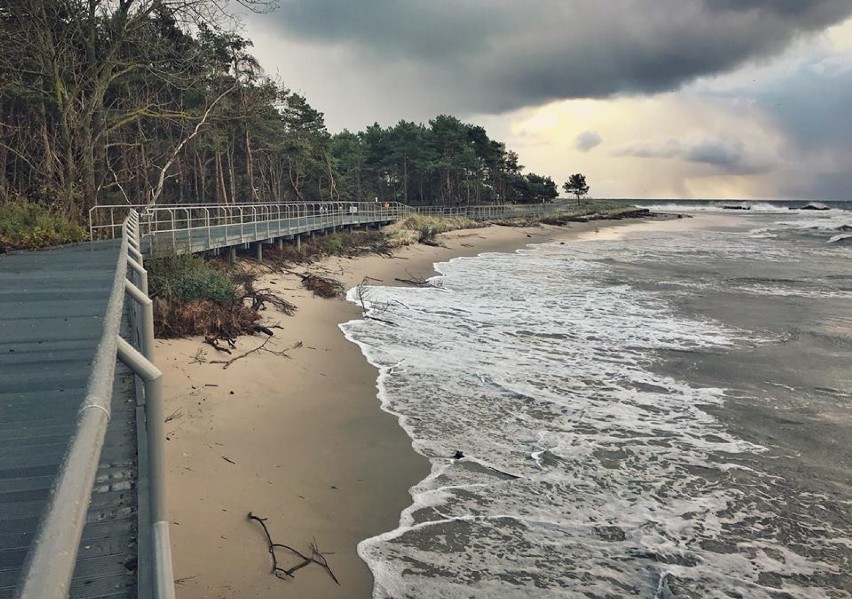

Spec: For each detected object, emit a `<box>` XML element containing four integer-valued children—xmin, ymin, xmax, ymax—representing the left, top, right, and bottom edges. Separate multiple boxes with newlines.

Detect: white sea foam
<box><xmin>342</xmin><ymin>218</ymin><xmax>848</xmax><ymax>598</ymax></box>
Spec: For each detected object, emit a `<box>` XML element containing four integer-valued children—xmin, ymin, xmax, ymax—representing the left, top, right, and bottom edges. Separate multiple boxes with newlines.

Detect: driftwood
<box><xmin>354</xmin><ymin>278</ymin><xmax>396</xmax><ymax>326</ymax></box>
<box><xmin>247</xmin><ymin>513</ymin><xmax>340</xmax><ymax>585</ymax></box>
<box><xmin>300</xmin><ymin>273</ymin><xmax>345</xmax><ymax>298</ymax></box>
<box><xmin>254</xmin><ymin>324</ymin><xmax>275</xmax><ymax>336</ymax></box>
<box><xmin>210</xmin><ymin>339</ymin><xmax>303</xmax><ymax>369</ymax></box>
<box><xmin>394</xmin><ymin>270</ymin><xmax>442</xmax><ymax>288</ymax></box>
<box><xmin>204</xmin><ymin>336</ymin><xmax>234</xmax><ymax>354</ymax></box>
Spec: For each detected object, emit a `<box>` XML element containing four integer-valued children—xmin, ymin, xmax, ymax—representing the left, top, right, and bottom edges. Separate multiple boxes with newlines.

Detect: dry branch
<box><xmin>211</xmin><ymin>336</ymin><xmax>271</xmax><ymax>368</ymax></box>
<box><xmin>393</xmin><ymin>270</ymin><xmax>441</xmax><ymax>288</ymax></box>
<box><xmin>210</xmin><ymin>338</ymin><xmax>302</xmax><ymax>369</ymax></box>
<box><xmin>247</xmin><ymin>513</ymin><xmax>340</xmax><ymax>585</ymax></box>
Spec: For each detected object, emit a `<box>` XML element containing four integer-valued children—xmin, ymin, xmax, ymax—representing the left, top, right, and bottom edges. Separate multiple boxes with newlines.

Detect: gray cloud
<box><xmin>270</xmin><ymin>0</ymin><xmax>852</xmax><ymax>114</ymax></box>
<box><xmin>613</xmin><ymin>138</ymin><xmax>774</xmax><ymax>175</ymax></box>
<box><xmin>690</xmin><ymin>45</ymin><xmax>852</xmax><ymax>197</ymax></box>
<box><xmin>575</xmin><ymin>131</ymin><xmax>603</xmax><ymax>152</ymax></box>
<box><xmin>785</xmin><ymin>170</ymin><xmax>852</xmax><ymax>201</ymax></box>
<box><xmin>754</xmin><ymin>60</ymin><xmax>852</xmax><ymax>151</ymax></box>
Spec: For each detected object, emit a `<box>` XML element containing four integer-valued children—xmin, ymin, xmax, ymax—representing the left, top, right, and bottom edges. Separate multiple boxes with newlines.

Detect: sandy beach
<box><xmin>159</xmin><ymin>218</ymin><xmax>652</xmax><ymax>599</ymax></box>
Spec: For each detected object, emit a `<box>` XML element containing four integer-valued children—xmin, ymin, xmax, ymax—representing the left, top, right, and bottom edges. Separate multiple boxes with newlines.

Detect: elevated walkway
<box><xmin>0</xmin><ymin>242</ymin><xmax>138</xmax><ymax>598</ymax></box>
<box><xmin>89</xmin><ymin>201</ymin><xmax>560</xmax><ymax>259</ymax></box>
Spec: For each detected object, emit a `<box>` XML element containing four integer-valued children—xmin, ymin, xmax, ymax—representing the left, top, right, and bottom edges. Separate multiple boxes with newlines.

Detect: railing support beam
<box><xmin>117</xmin><ymin>339</ymin><xmax>174</xmax><ymax>599</ymax></box>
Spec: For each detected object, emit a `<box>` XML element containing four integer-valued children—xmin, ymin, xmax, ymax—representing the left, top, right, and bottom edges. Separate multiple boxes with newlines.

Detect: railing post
<box><xmin>116</xmin><ymin>339</ymin><xmax>173</xmax><ymax>599</ymax></box>
<box><xmin>127</xmin><ymin>257</ymin><xmax>148</xmax><ymax>296</ymax></box>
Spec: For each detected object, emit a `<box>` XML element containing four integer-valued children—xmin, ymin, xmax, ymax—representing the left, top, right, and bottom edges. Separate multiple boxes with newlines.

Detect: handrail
<box><xmin>17</xmin><ymin>211</ymin><xmax>175</xmax><ymax>599</ymax></box>
<box><xmin>89</xmin><ymin>201</ymin><xmax>573</xmax><ymax>240</ymax></box>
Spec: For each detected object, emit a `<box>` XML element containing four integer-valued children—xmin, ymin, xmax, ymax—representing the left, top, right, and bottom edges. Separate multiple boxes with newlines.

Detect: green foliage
<box><xmin>148</xmin><ymin>255</ymin><xmax>235</xmax><ymax>303</ymax></box>
<box><xmin>563</xmin><ymin>173</ymin><xmax>590</xmax><ymax>202</ymax></box>
<box><xmin>517</xmin><ymin>173</ymin><xmax>560</xmax><ymax>204</ymax></box>
<box><xmin>0</xmin><ymin>200</ymin><xmax>86</xmax><ymax>251</ymax></box>
<box><xmin>317</xmin><ymin>234</ymin><xmax>345</xmax><ymax>254</ymax></box>
<box><xmin>329</xmin><ymin>116</ymin><xmax>559</xmax><ymax>207</ymax></box>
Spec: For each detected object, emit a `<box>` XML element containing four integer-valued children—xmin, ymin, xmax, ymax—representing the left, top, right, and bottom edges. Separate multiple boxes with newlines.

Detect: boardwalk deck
<box><xmin>0</xmin><ymin>242</ymin><xmax>138</xmax><ymax>599</ymax></box>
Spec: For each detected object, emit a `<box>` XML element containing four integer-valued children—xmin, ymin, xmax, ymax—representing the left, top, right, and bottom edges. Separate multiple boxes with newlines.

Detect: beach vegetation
<box><xmin>564</xmin><ymin>174</ymin><xmax>591</xmax><ymax>204</ymax></box>
<box><xmin>148</xmin><ymin>254</ymin><xmax>236</xmax><ymax>304</ymax></box>
<box><xmin>388</xmin><ymin>214</ymin><xmax>482</xmax><ymax>245</ymax></box>
<box><xmin>147</xmin><ymin>256</ymin><xmax>295</xmax><ymax>339</ymax></box>
<box><xmin>263</xmin><ymin>230</ymin><xmax>393</xmax><ymax>264</ymax></box>
<box><xmin>0</xmin><ymin>200</ymin><xmax>86</xmax><ymax>252</ymax></box>
<box><xmin>147</xmin><ymin>255</ymin><xmax>276</xmax><ymax>339</ymax></box>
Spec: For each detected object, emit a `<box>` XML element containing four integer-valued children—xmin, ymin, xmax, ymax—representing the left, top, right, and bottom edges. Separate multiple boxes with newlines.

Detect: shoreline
<box><xmin>160</xmin><ymin>217</ymin><xmax>663</xmax><ymax>598</ymax></box>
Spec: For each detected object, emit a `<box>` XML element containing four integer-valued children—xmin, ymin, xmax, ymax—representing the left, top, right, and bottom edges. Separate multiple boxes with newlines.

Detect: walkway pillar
<box><xmin>296</xmin><ymin>234</ymin><xmax>301</xmax><ymax>253</ymax></box>
<box><xmin>228</xmin><ymin>247</ymin><xmax>237</xmax><ymax>264</ymax></box>
<box><xmin>276</xmin><ymin>238</ymin><xmax>283</xmax><ymax>250</ymax></box>
<box><xmin>255</xmin><ymin>242</ymin><xmax>263</xmax><ymax>262</ymax></box>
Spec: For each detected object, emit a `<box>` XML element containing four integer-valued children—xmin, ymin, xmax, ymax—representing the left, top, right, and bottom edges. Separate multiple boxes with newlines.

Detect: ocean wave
<box><xmin>343</xmin><ymin>219</ymin><xmax>849</xmax><ymax>598</ymax></box>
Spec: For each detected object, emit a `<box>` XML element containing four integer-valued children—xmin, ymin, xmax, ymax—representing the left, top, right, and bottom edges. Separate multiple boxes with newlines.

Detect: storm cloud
<box><xmin>613</xmin><ymin>138</ymin><xmax>775</xmax><ymax>175</ymax></box>
<box><xmin>271</xmin><ymin>0</ymin><xmax>852</xmax><ymax>114</ymax></box>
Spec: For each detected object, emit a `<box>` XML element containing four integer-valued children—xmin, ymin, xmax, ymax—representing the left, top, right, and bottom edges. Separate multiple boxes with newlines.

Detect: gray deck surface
<box><xmin>0</xmin><ymin>241</ymin><xmax>138</xmax><ymax>598</ymax></box>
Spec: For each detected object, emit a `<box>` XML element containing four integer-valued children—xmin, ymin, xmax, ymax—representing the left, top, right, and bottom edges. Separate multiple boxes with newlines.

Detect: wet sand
<box><xmin>158</xmin><ymin>219</ymin><xmax>655</xmax><ymax>599</ymax></box>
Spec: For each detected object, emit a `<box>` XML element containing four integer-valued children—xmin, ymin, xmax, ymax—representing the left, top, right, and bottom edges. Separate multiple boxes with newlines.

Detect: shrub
<box><xmin>387</xmin><ymin>214</ymin><xmax>483</xmax><ymax>245</ymax></box>
<box><xmin>148</xmin><ymin>254</ymin><xmax>235</xmax><ymax>303</ymax></box>
<box><xmin>0</xmin><ymin>200</ymin><xmax>86</xmax><ymax>251</ymax></box>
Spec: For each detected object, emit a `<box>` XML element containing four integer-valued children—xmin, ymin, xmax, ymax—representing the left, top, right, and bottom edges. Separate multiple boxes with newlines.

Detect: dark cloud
<box><xmin>691</xmin><ymin>45</ymin><xmax>852</xmax><ymax>195</ymax></box>
<box><xmin>271</xmin><ymin>0</ymin><xmax>852</xmax><ymax>114</ymax></box>
<box><xmin>613</xmin><ymin>138</ymin><xmax>773</xmax><ymax>175</ymax></box>
<box><xmin>575</xmin><ymin>131</ymin><xmax>603</xmax><ymax>152</ymax></box>
<box><xmin>785</xmin><ymin>171</ymin><xmax>852</xmax><ymax>201</ymax></box>
<box><xmin>754</xmin><ymin>59</ymin><xmax>852</xmax><ymax>151</ymax></box>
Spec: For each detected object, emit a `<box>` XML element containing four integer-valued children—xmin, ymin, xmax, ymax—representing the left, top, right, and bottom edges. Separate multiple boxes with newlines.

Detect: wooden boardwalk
<box><xmin>0</xmin><ymin>241</ymin><xmax>139</xmax><ymax>598</ymax></box>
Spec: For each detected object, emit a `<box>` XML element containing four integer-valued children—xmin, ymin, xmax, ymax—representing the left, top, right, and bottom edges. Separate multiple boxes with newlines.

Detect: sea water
<box><xmin>341</xmin><ymin>204</ymin><xmax>852</xmax><ymax>598</ymax></box>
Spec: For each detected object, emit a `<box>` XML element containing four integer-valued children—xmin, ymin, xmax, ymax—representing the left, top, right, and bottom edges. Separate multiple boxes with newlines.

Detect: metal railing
<box><xmin>140</xmin><ymin>201</ymin><xmax>406</xmax><ymax>234</ymax></box>
<box><xmin>17</xmin><ymin>211</ymin><xmax>174</xmax><ymax>599</ymax></box>
<box><xmin>90</xmin><ymin>201</ymin><xmax>572</xmax><ymax>244</ymax></box>
<box><xmin>88</xmin><ymin>204</ymin><xmax>150</xmax><ymax>240</ymax></box>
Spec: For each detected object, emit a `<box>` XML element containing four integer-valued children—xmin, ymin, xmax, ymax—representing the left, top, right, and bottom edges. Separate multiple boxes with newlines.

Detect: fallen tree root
<box><xmin>300</xmin><ymin>273</ymin><xmax>345</xmax><ymax>298</ymax></box>
<box><xmin>247</xmin><ymin>513</ymin><xmax>340</xmax><ymax>585</ymax></box>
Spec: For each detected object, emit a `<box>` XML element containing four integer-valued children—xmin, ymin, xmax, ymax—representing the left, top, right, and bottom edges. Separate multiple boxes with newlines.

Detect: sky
<box><xmin>242</xmin><ymin>1</ymin><xmax>852</xmax><ymax>200</ymax></box>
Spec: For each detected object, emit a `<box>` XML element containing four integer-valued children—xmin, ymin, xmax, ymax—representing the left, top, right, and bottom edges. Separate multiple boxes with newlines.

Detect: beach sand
<box><xmin>159</xmin><ymin>218</ymin><xmax>654</xmax><ymax>599</ymax></box>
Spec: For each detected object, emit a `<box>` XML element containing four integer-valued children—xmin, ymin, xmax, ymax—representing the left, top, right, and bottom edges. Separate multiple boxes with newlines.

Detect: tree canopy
<box><xmin>563</xmin><ymin>173</ymin><xmax>590</xmax><ymax>203</ymax></box>
<box><xmin>0</xmin><ymin>1</ymin><xmax>561</xmax><ymax>219</ymax></box>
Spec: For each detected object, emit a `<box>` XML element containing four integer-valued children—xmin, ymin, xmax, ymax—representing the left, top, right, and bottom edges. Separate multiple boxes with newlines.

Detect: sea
<box><xmin>341</xmin><ymin>200</ymin><xmax>852</xmax><ymax>599</ymax></box>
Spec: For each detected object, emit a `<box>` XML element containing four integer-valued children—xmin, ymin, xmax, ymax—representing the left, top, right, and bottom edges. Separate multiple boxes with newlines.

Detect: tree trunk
<box><xmin>215</xmin><ymin>149</ymin><xmax>228</xmax><ymax>204</ymax></box>
<box><xmin>227</xmin><ymin>144</ymin><xmax>237</xmax><ymax>203</ymax></box>
<box><xmin>245</xmin><ymin>129</ymin><xmax>256</xmax><ymax>201</ymax></box>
